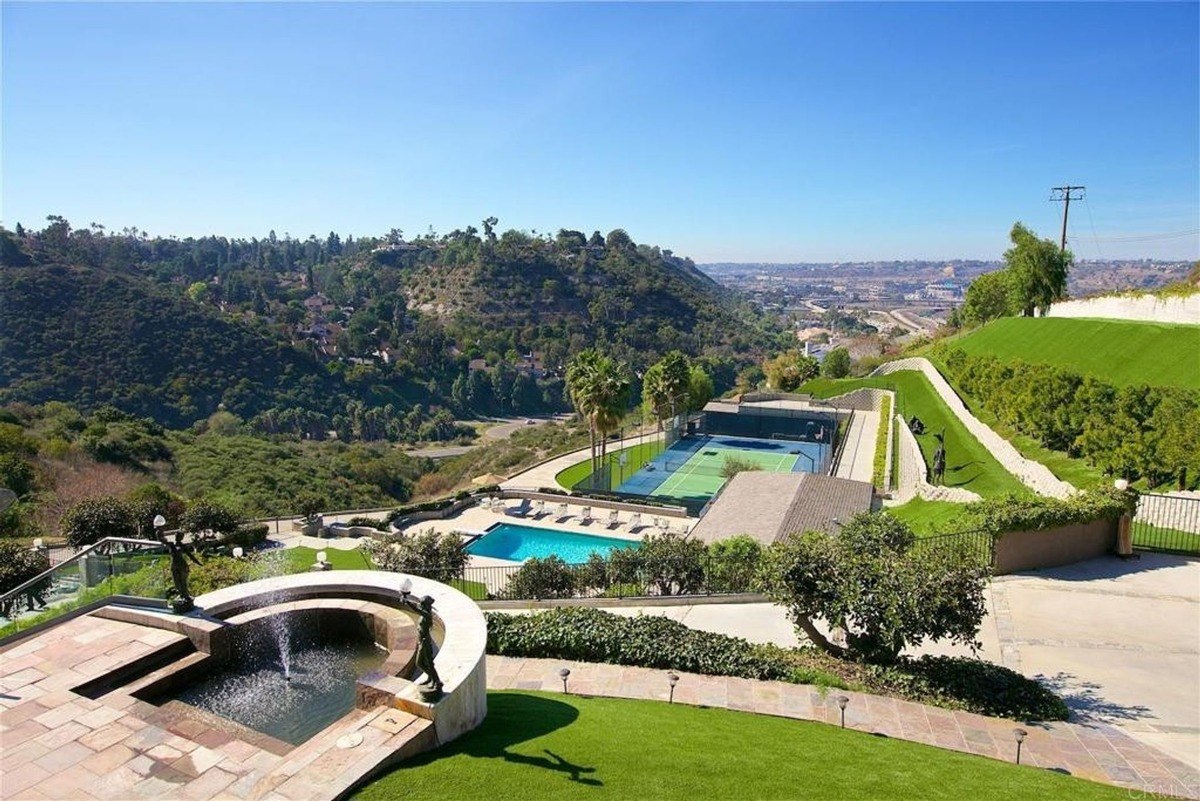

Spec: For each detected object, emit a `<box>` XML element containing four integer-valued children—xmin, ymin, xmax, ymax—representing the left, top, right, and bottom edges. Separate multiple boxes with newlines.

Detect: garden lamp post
<box><xmin>559</xmin><ymin>667</ymin><xmax>571</xmax><ymax>694</ymax></box>
<box><xmin>836</xmin><ymin>695</ymin><xmax>849</xmax><ymax>728</ymax></box>
<box><xmin>667</xmin><ymin>672</ymin><xmax>679</xmax><ymax>703</ymax></box>
<box><xmin>1013</xmin><ymin>728</ymin><xmax>1027</xmax><ymax>764</ymax></box>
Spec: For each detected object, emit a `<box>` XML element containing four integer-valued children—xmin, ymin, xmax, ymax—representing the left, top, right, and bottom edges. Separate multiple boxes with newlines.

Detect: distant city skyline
<box><xmin>3</xmin><ymin>2</ymin><xmax>1197</xmax><ymax>263</ymax></box>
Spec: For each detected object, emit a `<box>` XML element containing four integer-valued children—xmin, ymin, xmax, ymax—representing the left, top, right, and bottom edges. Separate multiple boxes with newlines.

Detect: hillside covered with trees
<box><xmin>0</xmin><ymin>219</ymin><xmax>774</xmax><ymax>441</ymax></box>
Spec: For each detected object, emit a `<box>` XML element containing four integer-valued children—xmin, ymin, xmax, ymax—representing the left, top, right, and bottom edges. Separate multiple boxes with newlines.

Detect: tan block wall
<box><xmin>994</xmin><ymin>518</ymin><xmax>1118</xmax><ymax>575</ymax></box>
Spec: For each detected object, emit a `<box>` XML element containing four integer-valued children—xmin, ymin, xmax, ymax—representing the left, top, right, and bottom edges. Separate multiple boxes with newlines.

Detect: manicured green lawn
<box><xmin>942</xmin><ymin>317</ymin><xmax>1200</xmax><ymax>390</ymax></box>
<box><xmin>285</xmin><ymin>546</ymin><xmax>489</xmax><ymax>598</ymax></box>
<box><xmin>354</xmin><ymin>691</ymin><xmax>1126</xmax><ymax>801</ymax></box>
<box><xmin>804</xmin><ymin>372</ymin><xmax>1029</xmax><ymax>499</ymax></box>
<box><xmin>554</xmin><ymin>440</ymin><xmax>663</xmax><ymax>491</ymax></box>
<box><xmin>885</xmin><ymin>497</ymin><xmax>975</xmax><ymax>535</ymax></box>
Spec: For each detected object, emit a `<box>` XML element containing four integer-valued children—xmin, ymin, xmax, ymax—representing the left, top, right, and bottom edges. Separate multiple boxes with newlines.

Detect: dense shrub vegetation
<box><xmin>935</xmin><ymin>346</ymin><xmax>1200</xmax><ymax>488</ymax></box>
<box><xmin>485</xmin><ymin>608</ymin><xmax>1068</xmax><ymax>721</ymax></box>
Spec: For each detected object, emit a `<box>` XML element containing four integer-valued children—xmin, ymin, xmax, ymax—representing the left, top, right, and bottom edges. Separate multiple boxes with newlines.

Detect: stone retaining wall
<box><xmin>994</xmin><ymin>518</ymin><xmax>1119</xmax><ymax>574</ymax></box>
<box><xmin>1044</xmin><ymin>293</ymin><xmax>1200</xmax><ymax>324</ymax></box>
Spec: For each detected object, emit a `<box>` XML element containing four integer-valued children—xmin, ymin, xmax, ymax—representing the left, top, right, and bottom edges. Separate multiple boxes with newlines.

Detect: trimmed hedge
<box><xmin>487</xmin><ymin>607</ymin><xmax>824</xmax><ymax>683</ymax></box>
<box><xmin>955</xmin><ymin>488</ymin><xmax>1132</xmax><ymax>535</ymax></box>
<box><xmin>485</xmin><ymin>607</ymin><xmax>1070</xmax><ymax>721</ymax></box>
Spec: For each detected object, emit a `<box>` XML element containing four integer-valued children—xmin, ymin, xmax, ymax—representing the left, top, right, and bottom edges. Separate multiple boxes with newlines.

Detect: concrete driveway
<box><xmin>583</xmin><ymin>553</ymin><xmax>1200</xmax><ymax>770</ymax></box>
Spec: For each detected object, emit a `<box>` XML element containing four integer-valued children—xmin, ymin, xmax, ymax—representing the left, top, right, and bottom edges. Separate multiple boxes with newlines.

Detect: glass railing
<box><xmin>0</xmin><ymin>537</ymin><xmax>171</xmax><ymax>640</ymax></box>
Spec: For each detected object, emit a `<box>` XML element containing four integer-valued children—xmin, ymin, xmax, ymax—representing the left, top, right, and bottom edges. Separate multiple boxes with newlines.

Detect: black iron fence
<box><xmin>910</xmin><ymin>528</ymin><xmax>995</xmax><ymax>568</ymax></box>
<box><xmin>410</xmin><ymin>551</ymin><xmax>766</xmax><ymax>602</ymax></box>
<box><xmin>1132</xmin><ymin>493</ymin><xmax>1200</xmax><ymax>556</ymax></box>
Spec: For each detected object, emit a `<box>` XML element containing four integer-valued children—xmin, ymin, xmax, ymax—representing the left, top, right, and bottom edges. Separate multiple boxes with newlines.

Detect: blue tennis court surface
<box><xmin>616</xmin><ymin>434</ymin><xmax>831</xmax><ymax>504</ymax></box>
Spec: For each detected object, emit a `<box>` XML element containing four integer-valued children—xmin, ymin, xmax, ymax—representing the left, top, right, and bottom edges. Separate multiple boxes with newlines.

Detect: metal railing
<box><xmin>910</xmin><ymin>528</ymin><xmax>996</xmax><ymax>568</ymax></box>
<box><xmin>1132</xmin><ymin>493</ymin><xmax>1200</xmax><ymax>556</ymax></box>
<box><xmin>406</xmin><ymin>551</ymin><xmax>767</xmax><ymax>602</ymax></box>
<box><xmin>0</xmin><ymin>537</ymin><xmax>170</xmax><ymax>637</ymax></box>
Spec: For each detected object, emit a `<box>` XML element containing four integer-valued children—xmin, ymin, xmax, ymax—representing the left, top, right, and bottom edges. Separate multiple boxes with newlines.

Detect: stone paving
<box><xmin>0</xmin><ymin>612</ymin><xmax>434</xmax><ymax>801</ymax></box>
<box><xmin>488</xmin><ymin>655</ymin><xmax>1200</xmax><ymax>799</ymax></box>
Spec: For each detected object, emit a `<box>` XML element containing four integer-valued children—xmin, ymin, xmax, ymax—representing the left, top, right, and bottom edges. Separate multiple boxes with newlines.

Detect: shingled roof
<box><xmin>689</xmin><ymin>471</ymin><xmax>875</xmax><ymax>546</ymax></box>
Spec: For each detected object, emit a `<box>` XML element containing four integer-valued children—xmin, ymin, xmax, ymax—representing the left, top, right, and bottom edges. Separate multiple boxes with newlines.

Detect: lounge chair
<box><xmin>628</xmin><ymin>513</ymin><xmax>642</xmax><ymax>530</ymax></box>
<box><xmin>556</xmin><ymin>502</ymin><xmax>569</xmax><ymax>518</ymax></box>
<box><xmin>510</xmin><ymin>498</ymin><xmax>532</xmax><ymax>517</ymax></box>
<box><xmin>674</xmin><ymin>521</ymin><xmax>690</xmax><ymax>535</ymax></box>
<box><xmin>533</xmin><ymin>500</ymin><xmax>546</xmax><ymax>517</ymax></box>
<box><xmin>580</xmin><ymin>506</ymin><xmax>593</xmax><ymax>523</ymax></box>
<box><xmin>607</xmin><ymin>509</ymin><xmax>619</xmax><ymax>527</ymax></box>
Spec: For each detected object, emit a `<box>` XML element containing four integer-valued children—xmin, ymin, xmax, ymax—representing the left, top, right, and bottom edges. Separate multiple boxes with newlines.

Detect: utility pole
<box><xmin>1050</xmin><ymin>185</ymin><xmax>1086</xmax><ymax>252</ymax></box>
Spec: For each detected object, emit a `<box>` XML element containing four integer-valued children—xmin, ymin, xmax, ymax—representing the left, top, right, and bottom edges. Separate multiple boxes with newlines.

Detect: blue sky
<box><xmin>3</xmin><ymin>2</ymin><xmax>1197</xmax><ymax>262</ymax></box>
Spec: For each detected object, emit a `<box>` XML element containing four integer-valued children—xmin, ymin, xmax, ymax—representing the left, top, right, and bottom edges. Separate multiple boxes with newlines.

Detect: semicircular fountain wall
<box><xmin>79</xmin><ymin>570</ymin><xmax>487</xmax><ymax>799</ymax></box>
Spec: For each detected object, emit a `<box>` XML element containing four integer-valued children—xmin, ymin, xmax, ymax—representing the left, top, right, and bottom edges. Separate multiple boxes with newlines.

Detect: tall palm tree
<box><xmin>566</xmin><ymin>349</ymin><xmax>631</xmax><ymax>478</ymax></box>
<box><xmin>566</xmin><ymin>349</ymin><xmax>603</xmax><ymax>474</ymax></box>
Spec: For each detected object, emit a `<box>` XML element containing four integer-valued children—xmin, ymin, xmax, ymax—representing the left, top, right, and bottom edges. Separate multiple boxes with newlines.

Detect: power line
<box><xmin>1050</xmin><ymin>185</ymin><xmax>1086</xmax><ymax>252</ymax></box>
<box><xmin>1082</xmin><ymin>195</ymin><xmax>1103</xmax><ymax>259</ymax></box>
<box><xmin>1086</xmin><ymin>228</ymin><xmax>1199</xmax><ymax>244</ymax></box>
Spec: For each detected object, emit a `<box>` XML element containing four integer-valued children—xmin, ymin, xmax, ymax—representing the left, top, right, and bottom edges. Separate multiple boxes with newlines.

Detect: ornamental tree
<box><xmin>179</xmin><ymin>498</ymin><xmax>243</xmax><ymax>540</ymax></box>
<box><xmin>759</xmin><ymin>513</ymin><xmax>989</xmax><ymax>664</ymax></box>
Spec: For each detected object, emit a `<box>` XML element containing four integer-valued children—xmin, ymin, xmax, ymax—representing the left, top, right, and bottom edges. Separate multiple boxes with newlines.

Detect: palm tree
<box><xmin>566</xmin><ymin>349</ymin><xmax>631</xmax><ymax>478</ymax></box>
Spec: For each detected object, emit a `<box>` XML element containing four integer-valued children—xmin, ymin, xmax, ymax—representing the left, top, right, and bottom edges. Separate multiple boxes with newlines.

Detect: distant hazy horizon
<box><xmin>3</xmin><ymin>2</ymin><xmax>1197</xmax><ymax>263</ymax></box>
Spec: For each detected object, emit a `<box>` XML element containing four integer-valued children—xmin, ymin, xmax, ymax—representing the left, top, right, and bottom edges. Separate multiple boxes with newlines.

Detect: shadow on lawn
<box><xmin>387</xmin><ymin>692</ymin><xmax>602</xmax><ymax>786</ymax></box>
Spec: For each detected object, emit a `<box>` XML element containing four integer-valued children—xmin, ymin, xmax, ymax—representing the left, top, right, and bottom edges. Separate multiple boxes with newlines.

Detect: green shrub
<box><xmin>61</xmin><ymin>496</ymin><xmax>137</xmax><ymax>549</ymax></box>
<box><xmin>501</xmin><ymin>556</ymin><xmax>578</xmax><ymax>599</ymax></box>
<box><xmin>873</xmin><ymin>395</ymin><xmax>891</xmax><ymax>489</ymax></box>
<box><xmin>704</xmin><ymin>536</ymin><xmax>762</xmax><ymax>593</ymax></box>
<box><xmin>0</xmin><ymin>540</ymin><xmax>49</xmax><ymax>594</ymax></box>
<box><xmin>955</xmin><ymin>488</ymin><xmax>1132</xmax><ymax>534</ymax></box>
<box><xmin>220</xmin><ymin>524</ymin><xmax>269</xmax><ymax>549</ymax></box>
<box><xmin>362</xmin><ymin>528</ymin><xmax>467</xmax><ymax>580</ymax></box>
<box><xmin>866</xmin><ymin>656</ymin><xmax>1068</xmax><ymax>721</ymax></box>
<box><xmin>346</xmin><ymin>516</ymin><xmax>389</xmax><ymax>531</ymax></box>
<box><xmin>487</xmin><ymin>607</ymin><xmax>804</xmax><ymax>682</ymax></box>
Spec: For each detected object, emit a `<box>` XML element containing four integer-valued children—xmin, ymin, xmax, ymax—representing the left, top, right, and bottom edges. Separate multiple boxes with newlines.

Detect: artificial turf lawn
<box><xmin>554</xmin><ymin>440</ymin><xmax>665</xmax><ymax>491</ymax></box>
<box><xmin>353</xmin><ymin>691</ymin><xmax>1127</xmax><ymax>801</ymax></box>
<box><xmin>804</xmin><ymin>371</ymin><xmax>1029</xmax><ymax>499</ymax></box>
<box><xmin>941</xmin><ymin>317</ymin><xmax>1200</xmax><ymax>390</ymax></box>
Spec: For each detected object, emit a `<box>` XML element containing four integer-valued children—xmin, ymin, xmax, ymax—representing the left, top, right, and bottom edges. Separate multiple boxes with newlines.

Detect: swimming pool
<box><xmin>465</xmin><ymin>523</ymin><xmax>640</xmax><ymax>563</ymax></box>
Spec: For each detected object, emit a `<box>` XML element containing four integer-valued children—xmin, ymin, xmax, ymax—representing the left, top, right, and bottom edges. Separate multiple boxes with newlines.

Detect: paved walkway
<box><xmin>830</xmin><ymin>400</ymin><xmax>877</xmax><ymax>484</ymax></box>
<box><xmin>872</xmin><ymin>358</ymin><xmax>1076</xmax><ymax>498</ymax></box>
<box><xmin>501</xmin><ymin>432</ymin><xmax>664</xmax><ymax>491</ymax></box>
<box><xmin>488</xmin><ymin>656</ymin><xmax>1199</xmax><ymax>799</ymax></box>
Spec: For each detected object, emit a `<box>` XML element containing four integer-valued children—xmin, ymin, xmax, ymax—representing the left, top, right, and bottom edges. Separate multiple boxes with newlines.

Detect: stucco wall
<box><xmin>1044</xmin><ymin>293</ymin><xmax>1200</xmax><ymax>324</ymax></box>
<box><xmin>994</xmin><ymin>518</ymin><xmax>1119</xmax><ymax>575</ymax></box>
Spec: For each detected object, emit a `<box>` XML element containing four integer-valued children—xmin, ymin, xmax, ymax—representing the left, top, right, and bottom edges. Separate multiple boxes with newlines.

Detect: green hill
<box><xmin>942</xmin><ymin>317</ymin><xmax>1200</xmax><ymax>390</ymax></box>
<box><xmin>0</xmin><ymin>263</ymin><xmax>390</xmax><ymax>428</ymax></box>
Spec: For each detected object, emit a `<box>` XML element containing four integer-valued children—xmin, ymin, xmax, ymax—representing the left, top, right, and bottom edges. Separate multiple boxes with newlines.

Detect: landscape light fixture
<box><xmin>31</xmin><ymin>538</ymin><xmax>43</xmax><ymax>551</ymax></box>
<box><xmin>399</xmin><ymin>578</ymin><xmax>413</xmax><ymax>598</ymax></box>
<box><xmin>153</xmin><ymin>514</ymin><xmax>167</xmax><ymax>529</ymax></box>
<box><xmin>559</xmin><ymin>667</ymin><xmax>571</xmax><ymax>694</ymax></box>
<box><xmin>232</xmin><ymin>547</ymin><xmax>244</xmax><ymax>559</ymax></box>
<box><xmin>836</xmin><ymin>695</ymin><xmax>850</xmax><ymax>728</ymax></box>
<box><xmin>1013</xmin><ymin>728</ymin><xmax>1027</xmax><ymax>764</ymax></box>
<box><xmin>1113</xmin><ymin>478</ymin><xmax>1130</xmax><ymax>491</ymax></box>
<box><xmin>316</xmin><ymin>550</ymin><xmax>327</xmax><ymax>565</ymax></box>
<box><xmin>667</xmin><ymin>672</ymin><xmax>679</xmax><ymax>703</ymax></box>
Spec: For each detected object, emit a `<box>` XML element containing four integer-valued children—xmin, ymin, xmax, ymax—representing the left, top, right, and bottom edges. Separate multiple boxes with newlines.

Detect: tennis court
<box><xmin>616</xmin><ymin>433</ymin><xmax>831</xmax><ymax>507</ymax></box>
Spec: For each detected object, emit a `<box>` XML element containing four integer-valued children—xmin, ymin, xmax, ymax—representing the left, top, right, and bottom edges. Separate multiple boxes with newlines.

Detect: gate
<box><xmin>1132</xmin><ymin>493</ymin><xmax>1200</xmax><ymax>556</ymax></box>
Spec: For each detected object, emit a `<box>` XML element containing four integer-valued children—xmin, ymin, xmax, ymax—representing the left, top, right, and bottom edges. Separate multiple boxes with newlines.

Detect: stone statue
<box><xmin>400</xmin><ymin>592</ymin><xmax>443</xmax><ymax>701</ymax></box>
<box><xmin>932</xmin><ymin>430</ymin><xmax>946</xmax><ymax>485</ymax></box>
<box><xmin>158</xmin><ymin>530</ymin><xmax>202</xmax><ymax>613</ymax></box>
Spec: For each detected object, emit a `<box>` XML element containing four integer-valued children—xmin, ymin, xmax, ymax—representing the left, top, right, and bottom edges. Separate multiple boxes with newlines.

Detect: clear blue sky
<box><xmin>3</xmin><ymin>2</ymin><xmax>1197</xmax><ymax>262</ymax></box>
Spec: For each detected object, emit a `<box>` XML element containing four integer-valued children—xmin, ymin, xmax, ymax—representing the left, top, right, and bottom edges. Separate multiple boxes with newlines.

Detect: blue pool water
<box><xmin>466</xmin><ymin>523</ymin><xmax>640</xmax><ymax>563</ymax></box>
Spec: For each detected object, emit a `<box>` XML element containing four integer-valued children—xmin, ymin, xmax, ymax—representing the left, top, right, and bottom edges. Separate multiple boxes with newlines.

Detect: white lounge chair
<box><xmin>628</xmin><ymin>513</ymin><xmax>642</xmax><ymax>530</ymax></box>
<box><xmin>556</xmin><ymin>502</ymin><xmax>569</xmax><ymax>518</ymax></box>
<box><xmin>607</xmin><ymin>509</ymin><xmax>619</xmax><ymax>527</ymax></box>
<box><xmin>533</xmin><ymin>500</ymin><xmax>546</xmax><ymax>517</ymax></box>
<box><xmin>580</xmin><ymin>506</ymin><xmax>593</xmax><ymax>523</ymax></box>
<box><xmin>674</xmin><ymin>521</ymin><xmax>690</xmax><ymax>535</ymax></box>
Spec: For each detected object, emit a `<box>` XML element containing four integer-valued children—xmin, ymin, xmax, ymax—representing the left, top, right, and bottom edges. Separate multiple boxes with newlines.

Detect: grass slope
<box><xmin>805</xmin><ymin>372</ymin><xmax>1028</xmax><ymax>500</ymax></box>
<box><xmin>355</xmin><ymin>691</ymin><xmax>1125</xmax><ymax>801</ymax></box>
<box><xmin>944</xmin><ymin>317</ymin><xmax>1200</xmax><ymax>390</ymax></box>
